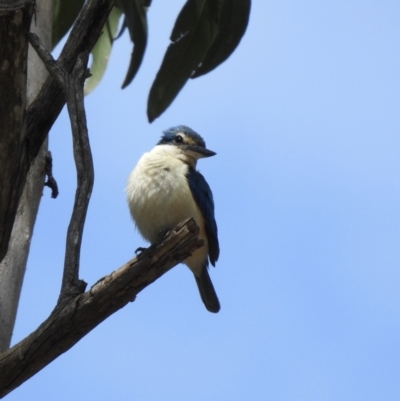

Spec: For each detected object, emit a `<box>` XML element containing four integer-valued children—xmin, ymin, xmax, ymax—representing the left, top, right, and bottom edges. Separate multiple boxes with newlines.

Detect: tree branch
<box><xmin>28</xmin><ymin>32</ymin><xmax>93</xmax><ymax>298</ymax></box>
<box><xmin>0</xmin><ymin>218</ymin><xmax>203</xmax><ymax>398</ymax></box>
<box><xmin>26</xmin><ymin>0</ymin><xmax>115</xmax><ymax>164</ymax></box>
<box><xmin>0</xmin><ymin>0</ymin><xmax>115</xmax><ymax>262</ymax></box>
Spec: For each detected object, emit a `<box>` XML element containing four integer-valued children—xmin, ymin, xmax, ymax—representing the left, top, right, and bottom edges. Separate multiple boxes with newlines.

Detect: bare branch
<box><xmin>27</xmin><ymin>32</ymin><xmax>67</xmax><ymax>87</ymax></box>
<box><xmin>61</xmin><ymin>52</ymin><xmax>93</xmax><ymax>298</ymax></box>
<box><xmin>0</xmin><ymin>218</ymin><xmax>203</xmax><ymax>398</ymax></box>
<box><xmin>29</xmin><ymin>32</ymin><xmax>94</xmax><ymax>298</ymax></box>
<box><xmin>1</xmin><ymin>0</ymin><xmax>115</xmax><ymax>261</ymax></box>
<box><xmin>26</xmin><ymin>0</ymin><xmax>116</xmax><ymax>164</ymax></box>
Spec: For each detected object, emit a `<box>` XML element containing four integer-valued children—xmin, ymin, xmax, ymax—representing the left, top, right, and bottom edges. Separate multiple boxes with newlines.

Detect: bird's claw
<box><xmin>157</xmin><ymin>228</ymin><xmax>170</xmax><ymax>242</ymax></box>
<box><xmin>135</xmin><ymin>247</ymin><xmax>146</xmax><ymax>255</ymax></box>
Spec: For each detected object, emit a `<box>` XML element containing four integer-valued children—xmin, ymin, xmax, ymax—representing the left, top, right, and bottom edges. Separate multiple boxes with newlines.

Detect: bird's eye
<box><xmin>175</xmin><ymin>135</ymin><xmax>183</xmax><ymax>143</ymax></box>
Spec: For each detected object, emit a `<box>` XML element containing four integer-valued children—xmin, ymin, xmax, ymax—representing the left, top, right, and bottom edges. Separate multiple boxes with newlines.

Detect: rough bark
<box><xmin>0</xmin><ymin>0</ymin><xmax>34</xmax><ymax>263</ymax></box>
<box><xmin>28</xmin><ymin>32</ymin><xmax>94</xmax><ymax>299</ymax></box>
<box><xmin>0</xmin><ymin>0</ymin><xmax>52</xmax><ymax>354</ymax></box>
<box><xmin>0</xmin><ymin>218</ymin><xmax>203</xmax><ymax>398</ymax></box>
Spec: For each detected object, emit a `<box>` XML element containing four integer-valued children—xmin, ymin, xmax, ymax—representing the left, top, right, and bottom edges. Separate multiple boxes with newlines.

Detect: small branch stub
<box><xmin>44</xmin><ymin>151</ymin><xmax>58</xmax><ymax>198</ymax></box>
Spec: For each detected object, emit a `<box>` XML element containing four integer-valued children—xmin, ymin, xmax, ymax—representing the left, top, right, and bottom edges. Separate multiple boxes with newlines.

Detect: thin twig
<box><xmin>61</xmin><ymin>51</ymin><xmax>93</xmax><ymax>298</ymax></box>
<box><xmin>28</xmin><ymin>33</ymin><xmax>67</xmax><ymax>85</ymax></box>
<box><xmin>29</xmin><ymin>33</ymin><xmax>93</xmax><ymax>299</ymax></box>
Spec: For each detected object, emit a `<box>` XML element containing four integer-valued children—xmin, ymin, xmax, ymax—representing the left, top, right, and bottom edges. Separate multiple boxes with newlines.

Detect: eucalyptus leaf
<box><xmin>116</xmin><ymin>0</ymin><xmax>149</xmax><ymax>89</ymax></box>
<box><xmin>84</xmin><ymin>7</ymin><xmax>122</xmax><ymax>95</ymax></box>
<box><xmin>192</xmin><ymin>0</ymin><xmax>251</xmax><ymax>78</ymax></box>
<box><xmin>147</xmin><ymin>0</ymin><xmax>219</xmax><ymax>122</ymax></box>
<box><xmin>52</xmin><ymin>0</ymin><xmax>85</xmax><ymax>49</ymax></box>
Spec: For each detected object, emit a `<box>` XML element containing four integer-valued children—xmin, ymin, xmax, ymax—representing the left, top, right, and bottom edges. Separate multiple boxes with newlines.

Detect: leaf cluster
<box><xmin>52</xmin><ymin>0</ymin><xmax>251</xmax><ymax>122</ymax></box>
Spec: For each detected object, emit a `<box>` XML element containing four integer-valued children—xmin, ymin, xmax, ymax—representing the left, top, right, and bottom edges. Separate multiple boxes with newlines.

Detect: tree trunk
<box><xmin>0</xmin><ymin>0</ymin><xmax>52</xmax><ymax>352</ymax></box>
<box><xmin>0</xmin><ymin>0</ymin><xmax>34</xmax><ymax>263</ymax></box>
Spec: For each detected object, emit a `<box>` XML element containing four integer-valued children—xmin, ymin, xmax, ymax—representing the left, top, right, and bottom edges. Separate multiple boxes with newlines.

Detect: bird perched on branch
<box><xmin>126</xmin><ymin>125</ymin><xmax>220</xmax><ymax>313</ymax></box>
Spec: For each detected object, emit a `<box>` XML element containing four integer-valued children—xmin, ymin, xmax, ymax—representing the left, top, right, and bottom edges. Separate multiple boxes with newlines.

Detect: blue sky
<box><xmin>8</xmin><ymin>1</ymin><xmax>400</xmax><ymax>400</ymax></box>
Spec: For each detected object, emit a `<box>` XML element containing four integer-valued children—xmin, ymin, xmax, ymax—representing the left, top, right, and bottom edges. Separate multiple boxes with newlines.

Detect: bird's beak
<box><xmin>183</xmin><ymin>145</ymin><xmax>216</xmax><ymax>159</ymax></box>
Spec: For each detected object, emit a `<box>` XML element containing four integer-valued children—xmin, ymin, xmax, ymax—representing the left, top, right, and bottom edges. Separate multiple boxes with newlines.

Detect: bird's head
<box><xmin>158</xmin><ymin>126</ymin><xmax>216</xmax><ymax>167</ymax></box>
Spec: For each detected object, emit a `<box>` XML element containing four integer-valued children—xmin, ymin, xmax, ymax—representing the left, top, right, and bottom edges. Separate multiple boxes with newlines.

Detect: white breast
<box><xmin>126</xmin><ymin>145</ymin><xmax>208</xmax><ymax>274</ymax></box>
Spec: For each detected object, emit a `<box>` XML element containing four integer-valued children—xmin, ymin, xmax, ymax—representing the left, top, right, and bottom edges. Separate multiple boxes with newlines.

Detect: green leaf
<box><xmin>84</xmin><ymin>7</ymin><xmax>122</xmax><ymax>95</ymax></box>
<box><xmin>52</xmin><ymin>0</ymin><xmax>85</xmax><ymax>49</ymax></box>
<box><xmin>192</xmin><ymin>0</ymin><xmax>251</xmax><ymax>78</ymax></box>
<box><xmin>147</xmin><ymin>0</ymin><xmax>219</xmax><ymax>122</ymax></box>
<box><xmin>116</xmin><ymin>0</ymin><xmax>149</xmax><ymax>89</ymax></box>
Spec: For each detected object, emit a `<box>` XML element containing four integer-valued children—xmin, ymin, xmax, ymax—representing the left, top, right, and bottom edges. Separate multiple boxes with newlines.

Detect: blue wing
<box><xmin>187</xmin><ymin>167</ymin><xmax>219</xmax><ymax>266</ymax></box>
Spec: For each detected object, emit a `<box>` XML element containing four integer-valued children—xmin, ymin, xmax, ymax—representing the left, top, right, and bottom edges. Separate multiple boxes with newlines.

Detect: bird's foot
<box><xmin>157</xmin><ymin>228</ymin><xmax>170</xmax><ymax>242</ymax></box>
<box><xmin>135</xmin><ymin>247</ymin><xmax>146</xmax><ymax>255</ymax></box>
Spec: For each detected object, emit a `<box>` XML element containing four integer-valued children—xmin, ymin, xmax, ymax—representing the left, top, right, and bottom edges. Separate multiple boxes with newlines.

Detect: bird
<box><xmin>126</xmin><ymin>125</ymin><xmax>220</xmax><ymax>313</ymax></box>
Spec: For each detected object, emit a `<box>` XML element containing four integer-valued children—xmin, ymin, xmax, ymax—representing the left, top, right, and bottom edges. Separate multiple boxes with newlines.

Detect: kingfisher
<box><xmin>126</xmin><ymin>125</ymin><xmax>220</xmax><ymax>313</ymax></box>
